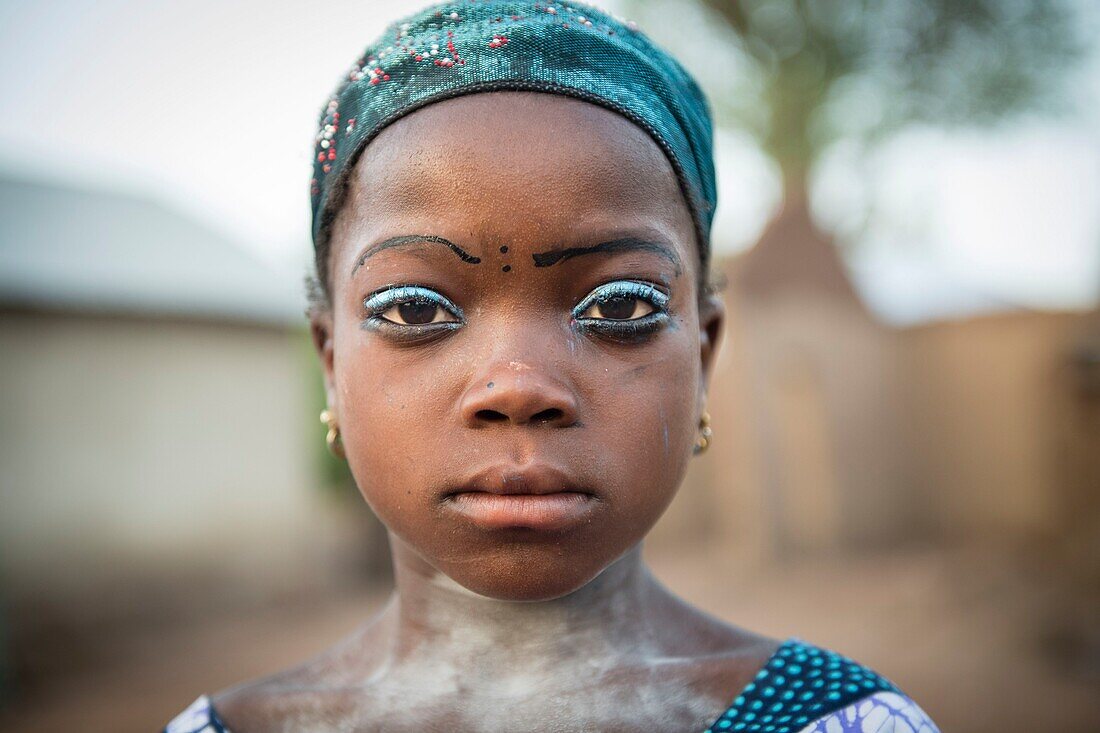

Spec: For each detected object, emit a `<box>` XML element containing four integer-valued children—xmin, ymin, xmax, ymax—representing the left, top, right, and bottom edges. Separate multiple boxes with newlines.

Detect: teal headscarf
<box><xmin>310</xmin><ymin>0</ymin><xmax>716</xmax><ymax>275</ymax></box>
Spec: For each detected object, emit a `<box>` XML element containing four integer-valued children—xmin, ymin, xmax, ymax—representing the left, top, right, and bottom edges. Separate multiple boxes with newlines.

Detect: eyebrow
<box><xmin>531</xmin><ymin>237</ymin><xmax>682</xmax><ymax>276</ymax></box>
<box><xmin>351</xmin><ymin>234</ymin><xmax>481</xmax><ymax>274</ymax></box>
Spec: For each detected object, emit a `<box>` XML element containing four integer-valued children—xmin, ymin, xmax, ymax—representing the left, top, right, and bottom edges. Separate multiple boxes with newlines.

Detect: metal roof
<box><xmin>0</xmin><ymin>175</ymin><xmax>306</xmax><ymax>326</ymax></box>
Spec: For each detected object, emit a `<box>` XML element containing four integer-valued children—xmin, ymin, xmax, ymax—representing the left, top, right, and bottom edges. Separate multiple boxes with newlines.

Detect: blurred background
<box><xmin>1</xmin><ymin>0</ymin><xmax>1098</xmax><ymax>730</ymax></box>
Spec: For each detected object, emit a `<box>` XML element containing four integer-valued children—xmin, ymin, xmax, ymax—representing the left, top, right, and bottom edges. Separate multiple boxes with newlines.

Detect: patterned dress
<box><xmin>163</xmin><ymin>638</ymin><xmax>939</xmax><ymax>733</ymax></box>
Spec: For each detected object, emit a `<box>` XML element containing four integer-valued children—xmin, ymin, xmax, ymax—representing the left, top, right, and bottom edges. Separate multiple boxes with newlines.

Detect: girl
<box><xmin>165</xmin><ymin>1</ymin><xmax>939</xmax><ymax>731</ymax></box>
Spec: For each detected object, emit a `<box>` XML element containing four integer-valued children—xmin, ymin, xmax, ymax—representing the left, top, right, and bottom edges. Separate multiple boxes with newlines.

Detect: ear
<box><xmin>697</xmin><ymin>291</ymin><xmax>725</xmax><ymax>403</ymax></box>
<box><xmin>309</xmin><ymin>310</ymin><xmax>337</xmax><ymax>411</ymax></box>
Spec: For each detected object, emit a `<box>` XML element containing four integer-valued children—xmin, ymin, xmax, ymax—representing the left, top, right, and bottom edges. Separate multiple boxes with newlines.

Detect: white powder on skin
<box><xmin>217</xmin><ymin>544</ymin><xmax>767</xmax><ymax>732</ymax></box>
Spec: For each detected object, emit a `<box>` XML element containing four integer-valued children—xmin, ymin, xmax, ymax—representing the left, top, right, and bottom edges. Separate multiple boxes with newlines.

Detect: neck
<box><xmin>376</xmin><ymin>535</ymin><xmax>673</xmax><ymax>675</ymax></box>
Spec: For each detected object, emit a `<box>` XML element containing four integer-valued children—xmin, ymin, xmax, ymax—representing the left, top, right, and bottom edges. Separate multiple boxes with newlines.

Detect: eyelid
<box><xmin>572</xmin><ymin>280</ymin><xmax>670</xmax><ymax>320</ymax></box>
<box><xmin>363</xmin><ymin>284</ymin><xmax>465</xmax><ymax>321</ymax></box>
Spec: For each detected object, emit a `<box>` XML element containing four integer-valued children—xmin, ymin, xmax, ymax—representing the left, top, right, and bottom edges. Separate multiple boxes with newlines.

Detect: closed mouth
<box><xmin>442</xmin><ymin>463</ymin><xmax>598</xmax><ymax>530</ymax></box>
<box><xmin>443</xmin><ymin>491</ymin><xmax>597</xmax><ymax>531</ymax></box>
<box><xmin>444</xmin><ymin>463</ymin><xmax>593</xmax><ymax>499</ymax></box>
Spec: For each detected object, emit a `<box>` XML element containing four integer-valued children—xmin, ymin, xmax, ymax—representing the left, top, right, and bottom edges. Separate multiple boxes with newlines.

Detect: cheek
<box><xmin>331</xmin><ymin>329</ymin><xmax>468</xmax><ymax>523</ymax></box>
<box><xmin>584</xmin><ymin>331</ymin><xmax>700</xmax><ymax>517</ymax></box>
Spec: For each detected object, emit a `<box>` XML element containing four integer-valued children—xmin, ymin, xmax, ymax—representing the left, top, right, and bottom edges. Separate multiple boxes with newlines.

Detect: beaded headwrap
<box><xmin>310</xmin><ymin>0</ymin><xmax>716</xmax><ymax>278</ymax></box>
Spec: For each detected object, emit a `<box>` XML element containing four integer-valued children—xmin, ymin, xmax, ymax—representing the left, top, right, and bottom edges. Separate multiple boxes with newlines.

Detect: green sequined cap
<box><xmin>310</xmin><ymin>0</ymin><xmax>717</xmax><ymax>269</ymax></box>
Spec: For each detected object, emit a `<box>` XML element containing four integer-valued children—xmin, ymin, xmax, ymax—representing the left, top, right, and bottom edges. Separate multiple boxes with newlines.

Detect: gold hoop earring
<box><xmin>319</xmin><ymin>409</ymin><xmax>345</xmax><ymax>459</ymax></box>
<box><xmin>693</xmin><ymin>411</ymin><xmax>712</xmax><ymax>455</ymax></box>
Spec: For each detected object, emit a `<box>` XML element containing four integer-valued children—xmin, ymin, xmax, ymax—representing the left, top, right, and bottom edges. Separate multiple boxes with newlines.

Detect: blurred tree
<box><xmin>629</xmin><ymin>0</ymin><xmax>1087</xmax><ymax>258</ymax></box>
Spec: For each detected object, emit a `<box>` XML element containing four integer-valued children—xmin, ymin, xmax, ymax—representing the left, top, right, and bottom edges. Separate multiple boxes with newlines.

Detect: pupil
<box><xmin>598</xmin><ymin>297</ymin><xmax>636</xmax><ymax>320</ymax></box>
<box><xmin>398</xmin><ymin>301</ymin><xmax>438</xmax><ymax>324</ymax></box>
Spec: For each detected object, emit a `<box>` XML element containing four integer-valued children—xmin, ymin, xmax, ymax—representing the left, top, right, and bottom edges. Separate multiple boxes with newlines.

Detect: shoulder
<box><xmin>166</xmin><ymin>621</ymin><xmax>391</xmax><ymax>731</ymax></box>
<box><xmin>706</xmin><ymin>638</ymin><xmax>940</xmax><ymax>733</ymax></box>
<box><xmin>163</xmin><ymin>695</ymin><xmax>231</xmax><ymax>733</ymax></box>
<box><xmin>163</xmin><ymin>681</ymin><xmax>336</xmax><ymax>733</ymax></box>
<box><xmin>162</xmin><ymin>661</ymin><xmax>332</xmax><ymax>733</ymax></box>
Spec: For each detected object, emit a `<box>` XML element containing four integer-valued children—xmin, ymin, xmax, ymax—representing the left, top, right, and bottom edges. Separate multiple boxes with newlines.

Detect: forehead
<box><xmin>330</xmin><ymin>92</ymin><xmax>697</xmax><ymax>269</ymax></box>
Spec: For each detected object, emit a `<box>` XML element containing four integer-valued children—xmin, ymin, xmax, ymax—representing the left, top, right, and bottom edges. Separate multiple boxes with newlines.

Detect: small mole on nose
<box><xmin>499</xmin><ymin>246</ymin><xmax>508</xmax><ymax>254</ymax></box>
<box><xmin>487</xmin><ymin>382</ymin><xmax>494</xmax><ymax>389</ymax></box>
<box><xmin>502</xmin><ymin>265</ymin><xmax>512</xmax><ymax>272</ymax></box>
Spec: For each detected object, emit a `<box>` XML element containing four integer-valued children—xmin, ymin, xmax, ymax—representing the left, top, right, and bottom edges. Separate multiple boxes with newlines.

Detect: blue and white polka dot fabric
<box><xmin>704</xmin><ymin>638</ymin><xmax>939</xmax><ymax>733</ymax></box>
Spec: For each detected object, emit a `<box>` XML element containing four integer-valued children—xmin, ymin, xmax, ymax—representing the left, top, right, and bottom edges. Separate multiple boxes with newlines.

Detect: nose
<box><xmin>460</xmin><ymin>362</ymin><xmax>579</xmax><ymax>428</ymax></box>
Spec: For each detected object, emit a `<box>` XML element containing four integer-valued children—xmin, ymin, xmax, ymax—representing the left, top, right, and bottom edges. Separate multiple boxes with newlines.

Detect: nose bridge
<box><xmin>459</xmin><ymin>319</ymin><xmax>578</xmax><ymax>427</ymax></box>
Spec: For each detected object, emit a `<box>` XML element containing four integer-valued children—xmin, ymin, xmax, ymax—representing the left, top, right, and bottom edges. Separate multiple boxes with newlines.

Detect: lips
<box><xmin>442</xmin><ymin>464</ymin><xmax>597</xmax><ymax>531</ymax></box>
<box><xmin>450</xmin><ymin>463</ymin><xmax>590</xmax><ymax>496</ymax></box>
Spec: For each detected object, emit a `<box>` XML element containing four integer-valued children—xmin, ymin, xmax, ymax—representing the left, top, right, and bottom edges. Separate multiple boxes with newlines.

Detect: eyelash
<box><xmin>362</xmin><ymin>285</ymin><xmax>464</xmax><ymax>342</ymax></box>
<box><xmin>361</xmin><ymin>280</ymin><xmax>671</xmax><ymax>343</ymax></box>
<box><xmin>571</xmin><ymin>280</ymin><xmax>670</xmax><ymax>341</ymax></box>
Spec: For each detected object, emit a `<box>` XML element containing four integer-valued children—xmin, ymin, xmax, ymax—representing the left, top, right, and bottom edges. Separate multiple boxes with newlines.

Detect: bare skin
<box><xmin>212</xmin><ymin>92</ymin><xmax>781</xmax><ymax>732</ymax></box>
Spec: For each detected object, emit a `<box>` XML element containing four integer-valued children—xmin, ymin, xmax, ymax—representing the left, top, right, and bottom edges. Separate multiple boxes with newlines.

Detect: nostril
<box><xmin>475</xmin><ymin>409</ymin><xmax>509</xmax><ymax>422</ymax></box>
<box><xmin>530</xmin><ymin>408</ymin><xmax>564</xmax><ymax>424</ymax></box>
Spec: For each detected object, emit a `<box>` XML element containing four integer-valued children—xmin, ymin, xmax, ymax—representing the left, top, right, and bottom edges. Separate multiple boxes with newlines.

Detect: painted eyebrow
<box><xmin>351</xmin><ymin>234</ymin><xmax>481</xmax><ymax>274</ymax></box>
<box><xmin>531</xmin><ymin>237</ymin><xmax>682</xmax><ymax>276</ymax></box>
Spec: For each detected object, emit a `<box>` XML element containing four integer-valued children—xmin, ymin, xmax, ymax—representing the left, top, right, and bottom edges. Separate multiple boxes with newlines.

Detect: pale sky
<box><xmin>1</xmin><ymin>0</ymin><xmax>1096</xmax><ymax>324</ymax></box>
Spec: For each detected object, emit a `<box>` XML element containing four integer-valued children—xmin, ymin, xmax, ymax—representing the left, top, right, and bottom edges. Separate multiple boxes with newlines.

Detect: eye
<box><xmin>572</xmin><ymin>280</ymin><xmax>670</xmax><ymax>341</ymax></box>
<box><xmin>380</xmin><ymin>299</ymin><xmax>459</xmax><ymax>325</ymax></box>
<box><xmin>579</xmin><ymin>295</ymin><xmax>656</xmax><ymax>321</ymax></box>
<box><xmin>363</xmin><ymin>285</ymin><xmax>463</xmax><ymax>333</ymax></box>
<box><xmin>573</xmin><ymin>281</ymin><xmax>669</xmax><ymax>322</ymax></box>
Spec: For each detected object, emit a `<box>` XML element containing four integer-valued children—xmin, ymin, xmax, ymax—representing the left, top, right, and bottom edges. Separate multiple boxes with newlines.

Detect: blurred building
<box><xmin>656</xmin><ymin>192</ymin><xmax>1100</xmax><ymax>563</ymax></box>
<box><xmin>0</xmin><ymin>176</ymin><xmax>353</xmax><ymax>648</ymax></box>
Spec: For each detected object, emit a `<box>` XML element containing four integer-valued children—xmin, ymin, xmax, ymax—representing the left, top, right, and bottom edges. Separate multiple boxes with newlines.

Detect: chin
<box><xmin>437</xmin><ymin>543</ymin><xmax>613</xmax><ymax>601</ymax></box>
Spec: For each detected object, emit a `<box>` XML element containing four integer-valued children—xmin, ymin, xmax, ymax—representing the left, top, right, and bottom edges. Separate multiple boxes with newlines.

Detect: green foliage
<box><xmin>630</xmin><ymin>0</ymin><xmax>1088</xmax><ymax>180</ymax></box>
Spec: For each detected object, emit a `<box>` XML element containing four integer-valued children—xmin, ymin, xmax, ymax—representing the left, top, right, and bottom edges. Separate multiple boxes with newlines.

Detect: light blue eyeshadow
<box><xmin>363</xmin><ymin>285</ymin><xmax>464</xmax><ymax>320</ymax></box>
<box><xmin>572</xmin><ymin>281</ymin><xmax>670</xmax><ymax>320</ymax></box>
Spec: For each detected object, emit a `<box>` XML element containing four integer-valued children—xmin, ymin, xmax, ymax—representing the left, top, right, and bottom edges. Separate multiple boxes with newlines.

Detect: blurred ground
<box><xmin>1</xmin><ymin>543</ymin><xmax>1097</xmax><ymax>733</ymax></box>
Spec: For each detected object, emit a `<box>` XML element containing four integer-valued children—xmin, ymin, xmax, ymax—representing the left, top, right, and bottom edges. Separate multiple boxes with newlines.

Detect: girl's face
<box><xmin>313</xmin><ymin>92</ymin><xmax>723</xmax><ymax>601</ymax></box>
